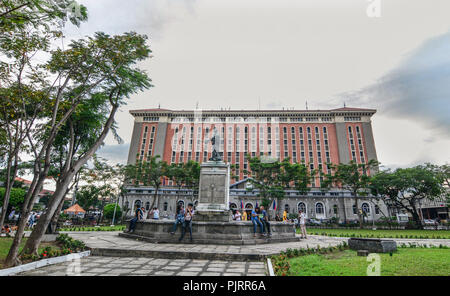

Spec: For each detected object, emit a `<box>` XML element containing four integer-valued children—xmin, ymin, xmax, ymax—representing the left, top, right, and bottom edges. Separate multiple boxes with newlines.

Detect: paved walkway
<box><xmin>13</xmin><ymin>231</ymin><xmax>450</xmax><ymax>276</ymax></box>
<box><xmin>65</xmin><ymin>231</ymin><xmax>348</xmax><ymax>258</ymax></box>
<box><xmin>17</xmin><ymin>256</ymin><xmax>266</xmax><ymax>276</ymax></box>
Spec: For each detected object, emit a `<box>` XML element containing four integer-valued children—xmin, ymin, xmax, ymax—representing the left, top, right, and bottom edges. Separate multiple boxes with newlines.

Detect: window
<box><xmin>352</xmin><ymin>205</ymin><xmax>357</xmax><ymax>215</ymax></box>
<box><xmin>315</xmin><ymin>203</ymin><xmax>324</xmax><ymax>214</ymax></box>
<box><xmin>284</xmin><ymin>204</ymin><xmax>290</xmax><ymax>213</ymax></box>
<box><xmin>230</xmin><ymin>203</ymin><xmax>238</xmax><ymax>209</ymax></box>
<box><xmin>333</xmin><ymin>205</ymin><xmax>338</xmax><ymax>214</ymax></box>
<box><xmin>134</xmin><ymin>200</ymin><xmax>142</xmax><ymax>208</ymax></box>
<box><xmin>145</xmin><ymin>201</ymin><xmax>150</xmax><ymax>211</ymax></box>
<box><xmin>163</xmin><ymin>202</ymin><xmax>168</xmax><ymax>211</ymax></box>
<box><xmin>362</xmin><ymin>203</ymin><xmax>370</xmax><ymax>214</ymax></box>
<box><xmin>245</xmin><ymin>203</ymin><xmax>253</xmax><ymax>209</ymax></box>
<box><xmin>297</xmin><ymin>202</ymin><xmax>306</xmax><ymax>213</ymax></box>
<box><xmin>375</xmin><ymin>205</ymin><xmax>380</xmax><ymax>215</ymax></box>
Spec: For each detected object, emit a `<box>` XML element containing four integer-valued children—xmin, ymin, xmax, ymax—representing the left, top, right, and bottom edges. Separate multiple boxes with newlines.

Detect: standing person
<box><xmin>140</xmin><ymin>207</ymin><xmax>146</xmax><ymax>220</ymax></box>
<box><xmin>28</xmin><ymin>212</ymin><xmax>35</xmax><ymax>229</ymax></box>
<box><xmin>170</xmin><ymin>204</ymin><xmax>184</xmax><ymax>234</ymax></box>
<box><xmin>151</xmin><ymin>207</ymin><xmax>160</xmax><ymax>220</ymax></box>
<box><xmin>179</xmin><ymin>203</ymin><xmax>194</xmax><ymax>242</ymax></box>
<box><xmin>282</xmin><ymin>209</ymin><xmax>288</xmax><ymax>222</ymax></box>
<box><xmin>234</xmin><ymin>210</ymin><xmax>242</xmax><ymax>221</ymax></box>
<box><xmin>260</xmin><ymin>206</ymin><xmax>271</xmax><ymax>236</ymax></box>
<box><xmin>127</xmin><ymin>205</ymin><xmax>143</xmax><ymax>233</ymax></box>
<box><xmin>242</xmin><ymin>210</ymin><xmax>247</xmax><ymax>221</ymax></box>
<box><xmin>298</xmin><ymin>210</ymin><xmax>307</xmax><ymax>239</ymax></box>
<box><xmin>251</xmin><ymin>207</ymin><xmax>264</xmax><ymax>237</ymax></box>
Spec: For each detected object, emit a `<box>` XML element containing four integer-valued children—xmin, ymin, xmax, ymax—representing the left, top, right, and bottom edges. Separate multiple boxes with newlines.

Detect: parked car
<box><xmin>63</xmin><ymin>220</ymin><xmax>72</xmax><ymax>226</ymax></box>
<box><xmin>308</xmin><ymin>218</ymin><xmax>321</xmax><ymax>225</ymax></box>
<box><xmin>423</xmin><ymin>219</ymin><xmax>437</xmax><ymax>225</ymax></box>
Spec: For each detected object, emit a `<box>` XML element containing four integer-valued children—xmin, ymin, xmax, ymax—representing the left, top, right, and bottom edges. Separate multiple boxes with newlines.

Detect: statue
<box><xmin>209</xmin><ymin>130</ymin><xmax>222</xmax><ymax>161</ymax></box>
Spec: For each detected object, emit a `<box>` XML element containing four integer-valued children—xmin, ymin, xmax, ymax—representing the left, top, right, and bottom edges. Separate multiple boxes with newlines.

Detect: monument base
<box><xmin>194</xmin><ymin>210</ymin><xmax>231</xmax><ymax>222</ymax></box>
<box><xmin>120</xmin><ymin>219</ymin><xmax>299</xmax><ymax>245</ymax></box>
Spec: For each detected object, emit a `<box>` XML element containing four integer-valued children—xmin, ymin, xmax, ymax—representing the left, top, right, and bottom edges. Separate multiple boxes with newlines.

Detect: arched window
<box><xmin>352</xmin><ymin>205</ymin><xmax>357</xmax><ymax>214</ymax></box>
<box><xmin>145</xmin><ymin>202</ymin><xmax>150</xmax><ymax>211</ymax></box>
<box><xmin>134</xmin><ymin>200</ymin><xmax>141</xmax><ymax>208</ymax></box>
<box><xmin>284</xmin><ymin>204</ymin><xmax>290</xmax><ymax>213</ymax></box>
<box><xmin>230</xmin><ymin>203</ymin><xmax>238</xmax><ymax>209</ymax></box>
<box><xmin>362</xmin><ymin>203</ymin><xmax>370</xmax><ymax>214</ymax></box>
<box><xmin>315</xmin><ymin>202</ymin><xmax>324</xmax><ymax>214</ymax></box>
<box><xmin>163</xmin><ymin>202</ymin><xmax>168</xmax><ymax>211</ymax></box>
<box><xmin>333</xmin><ymin>205</ymin><xmax>338</xmax><ymax>214</ymax></box>
<box><xmin>297</xmin><ymin>202</ymin><xmax>306</xmax><ymax>213</ymax></box>
<box><xmin>375</xmin><ymin>205</ymin><xmax>380</xmax><ymax>215</ymax></box>
<box><xmin>245</xmin><ymin>203</ymin><xmax>253</xmax><ymax>209</ymax></box>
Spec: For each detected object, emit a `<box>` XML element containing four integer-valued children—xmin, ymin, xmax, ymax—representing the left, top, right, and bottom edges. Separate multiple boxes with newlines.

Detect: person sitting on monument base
<box><xmin>260</xmin><ymin>206</ymin><xmax>271</xmax><ymax>236</ymax></box>
<box><xmin>251</xmin><ymin>207</ymin><xmax>264</xmax><ymax>237</ymax></box>
<box><xmin>179</xmin><ymin>203</ymin><xmax>194</xmax><ymax>242</ymax></box>
<box><xmin>127</xmin><ymin>205</ymin><xmax>143</xmax><ymax>233</ymax></box>
<box><xmin>170</xmin><ymin>204</ymin><xmax>185</xmax><ymax>235</ymax></box>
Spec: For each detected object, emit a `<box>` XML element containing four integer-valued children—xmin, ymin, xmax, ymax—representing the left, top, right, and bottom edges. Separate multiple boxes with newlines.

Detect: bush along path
<box><xmin>59</xmin><ymin>225</ymin><xmax>126</xmax><ymax>232</ymax></box>
<box><xmin>302</xmin><ymin>228</ymin><xmax>450</xmax><ymax>239</ymax></box>
<box><xmin>19</xmin><ymin>234</ymin><xmax>88</xmax><ymax>263</ymax></box>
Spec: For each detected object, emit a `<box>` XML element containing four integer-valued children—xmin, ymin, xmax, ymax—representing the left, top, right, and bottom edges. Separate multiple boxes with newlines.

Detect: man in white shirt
<box><xmin>298</xmin><ymin>210</ymin><xmax>307</xmax><ymax>239</ymax></box>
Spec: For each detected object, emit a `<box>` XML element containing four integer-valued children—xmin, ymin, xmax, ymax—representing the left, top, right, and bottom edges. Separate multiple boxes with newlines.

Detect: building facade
<box><xmin>123</xmin><ymin>107</ymin><xmax>386</xmax><ymax>222</ymax></box>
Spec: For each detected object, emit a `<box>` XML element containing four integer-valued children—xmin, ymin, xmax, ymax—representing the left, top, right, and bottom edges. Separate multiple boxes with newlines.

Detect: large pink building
<box><xmin>127</xmin><ymin>107</ymin><xmax>378</xmax><ymax>186</ymax></box>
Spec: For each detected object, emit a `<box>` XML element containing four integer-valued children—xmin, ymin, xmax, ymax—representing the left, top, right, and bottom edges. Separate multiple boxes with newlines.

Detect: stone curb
<box><xmin>267</xmin><ymin>258</ymin><xmax>275</xmax><ymax>276</ymax></box>
<box><xmin>90</xmin><ymin>247</ymin><xmax>271</xmax><ymax>262</ymax></box>
<box><xmin>0</xmin><ymin>251</ymin><xmax>91</xmax><ymax>276</ymax></box>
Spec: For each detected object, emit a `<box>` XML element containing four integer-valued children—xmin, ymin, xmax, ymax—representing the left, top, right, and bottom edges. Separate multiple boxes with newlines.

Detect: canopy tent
<box><xmin>64</xmin><ymin>204</ymin><xmax>86</xmax><ymax>218</ymax></box>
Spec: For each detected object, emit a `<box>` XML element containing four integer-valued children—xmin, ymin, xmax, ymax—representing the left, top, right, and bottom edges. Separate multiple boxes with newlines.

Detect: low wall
<box><xmin>120</xmin><ymin>219</ymin><xmax>299</xmax><ymax>245</ymax></box>
<box><xmin>348</xmin><ymin>238</ymin><xmax>397</xmax><ymax>253</ymax></box>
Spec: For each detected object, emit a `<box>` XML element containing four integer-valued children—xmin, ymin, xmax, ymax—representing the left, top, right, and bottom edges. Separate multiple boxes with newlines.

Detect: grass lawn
<box><xmin>59</xmin><ymin>225</ymin><xmax>126</xmax><ymax>232</ymax></box>
<box><xmin>0</xmin><ymin>237</ymin><xmax>60</xmax><ymax>269</ymax></box>
<box><xmin>299</xmin><ymin>228</ymin><xmax>450</xmax><ymax>239</ymax></box>
<box><xmin>288</xmin><ymin>248</ymin><xmax>450</xmax><ymax>276</ymax></box>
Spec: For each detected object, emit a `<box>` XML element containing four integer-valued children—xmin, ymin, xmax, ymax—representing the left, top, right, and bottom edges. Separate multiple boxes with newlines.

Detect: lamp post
<box><xmin>111</xmin><ymin>195</ymin><xmax>119</xmax><ymax>227</ymax></box>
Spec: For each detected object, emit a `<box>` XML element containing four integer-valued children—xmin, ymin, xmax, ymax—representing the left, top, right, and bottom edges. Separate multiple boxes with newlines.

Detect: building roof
<box><xmin>64</xmin><ymin>204</ymin><xmax>86</xmax><ymax>214</ymax></box>
<box><xmin>330</xmin><ymin>107</ymin><xmax>376</xmax><ymax>112</ymax></box>
<box><xmin>130</xmin><ymin>106</ymin><xmax>376</xmax><ymax>115</ymax></box>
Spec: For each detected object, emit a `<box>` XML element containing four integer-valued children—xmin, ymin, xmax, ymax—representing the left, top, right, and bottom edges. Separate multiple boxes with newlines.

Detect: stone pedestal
<box><xmin>195</xmin><ymin>161</ymin><xmax>231</xmax><ymax>222</ymax></box>
<box><xmin>348</xmin><ymin>238</ymin><xmax>397</xmax><ymax>253</ymax></box>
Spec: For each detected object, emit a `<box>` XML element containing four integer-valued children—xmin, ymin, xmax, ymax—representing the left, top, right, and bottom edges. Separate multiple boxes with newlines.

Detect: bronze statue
<box><xmin>209</xmin><ymin>130</ymin><xmax>222</xmax><ymax>161</ymax></box>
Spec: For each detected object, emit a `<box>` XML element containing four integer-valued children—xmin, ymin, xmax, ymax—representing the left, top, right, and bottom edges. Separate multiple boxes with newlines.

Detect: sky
<box><xmin>62</xmin><ymin>0</ymin><xmax>450</xmax><ymax>169</ymax></box>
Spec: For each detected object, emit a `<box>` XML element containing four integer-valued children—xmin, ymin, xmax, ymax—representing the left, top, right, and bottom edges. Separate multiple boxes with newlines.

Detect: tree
<box><xmin>5</xmin><ymin>30</ymin><xmax>152</xmax><ymax>266</ymax></box>
<box><xmin>242</xmin><ymin>156</ymin><xmax>312</xmax><ymax>214</ymax></box>
<box><xmin>103</xmin><ymin>203</ymin><xmax>122</xmax><ymax>221</ymax></box>
<box><xmin>370</xmin><ymin>165</ymin><xmax>445</xmax><ymax>228</ymax></box>
<box><xmin>166</xmin><ymin>161</ymin><xmax>201</xmax><ymax>204</ymax></box>
<box><xmin>0</xmin><ymin>0</ymin><xmax>87</xmax><ymax>233</ymax></box>
<box><xmin>321</xmin><ymin>159</ymin><xmax>379</xmax><ymax>228</ymax></box>
<box><xmin>126</xmin><ymin>155</ymin><xmax>168</xmax><ymax>212</ymax></box>
<box><xmin>0</xmin><ymin>187</ymin><xmax>26</xmax><ymax>212</ymax></box>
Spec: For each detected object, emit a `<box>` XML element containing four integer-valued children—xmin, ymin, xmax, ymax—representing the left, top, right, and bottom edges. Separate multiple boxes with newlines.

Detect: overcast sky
<box><xmin>63</xmin><ymin>0</ymin><xmax>450</xmax><ymax>169</ymax></box>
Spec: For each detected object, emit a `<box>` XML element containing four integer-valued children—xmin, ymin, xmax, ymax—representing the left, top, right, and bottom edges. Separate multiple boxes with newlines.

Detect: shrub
<box><xmin>103</xmin><ymin>204</ymin><xmax>122</xmax><ymax>220</ymax></box>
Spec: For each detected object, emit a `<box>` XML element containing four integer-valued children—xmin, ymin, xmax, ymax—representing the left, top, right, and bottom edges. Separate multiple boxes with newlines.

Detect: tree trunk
<box><xmin>0</xmin><ymin>155</ymin><xmax>18</xmax><ymax>230</ymax></box>
<box><xmin>4</xmin><ymin>173</ymin><xmax>45</xmax><ymax>267</ymax></box>
<box><xmin>21</xmin><ymin>105</ymin><xmax>118</xmax><ymax>255</ymax></box>
<box><xmin>50</xmin><ymin>197</ymin><xmax>66</xmax><ymax>232</ymax></box>
<box><xmin>354</xmin><ymin>194</ymin><xmax>363</xmax><ymax>229</ymax></box>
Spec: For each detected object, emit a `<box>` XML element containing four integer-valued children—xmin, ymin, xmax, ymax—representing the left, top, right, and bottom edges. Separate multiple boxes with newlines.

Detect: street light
<box><xmin>111</xmin><ymin>195</ymin><xmax>119</xmax><ymax>227</ymax></box>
